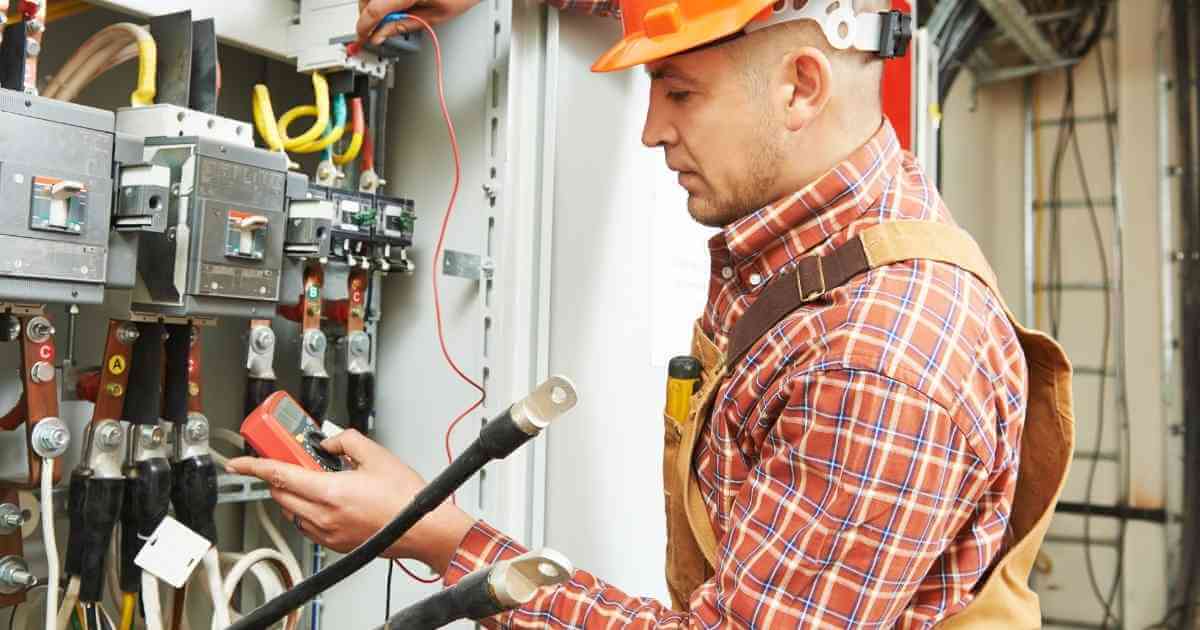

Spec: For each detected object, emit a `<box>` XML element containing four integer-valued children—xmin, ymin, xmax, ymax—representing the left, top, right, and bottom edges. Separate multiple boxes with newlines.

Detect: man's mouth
<box><xmin>675</xmin><ymin>169</ymin><xmax>701</xmax><ymax>189</ymax></box>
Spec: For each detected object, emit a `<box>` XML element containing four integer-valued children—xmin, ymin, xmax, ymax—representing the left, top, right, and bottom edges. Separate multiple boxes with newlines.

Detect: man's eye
<box><xmin>666</xmin><ymin>90</ymin><xmax>691</xmax><ymax>103</ymax></box>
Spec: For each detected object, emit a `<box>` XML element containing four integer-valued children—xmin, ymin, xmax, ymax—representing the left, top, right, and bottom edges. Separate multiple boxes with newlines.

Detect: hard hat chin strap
<box><xmin>743</xmin><ymin>1</ymin><xmax>912</xmax><ymax>59</ymax></box>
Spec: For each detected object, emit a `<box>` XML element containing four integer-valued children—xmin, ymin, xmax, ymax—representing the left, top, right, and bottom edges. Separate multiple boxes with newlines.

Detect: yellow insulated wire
<box><xmin>278</xmin><ymin>73</ymin><xmax>330</xmax><ymax>151</ymax></box>
<box><xmin>119</xmin><ymin>593</ymin><xmax>137</xmax><ymax>630</ymax></box>
<box><xmin>252</xmin><ymin>85</ymin><xmax>285</xmax><ymax>152</ymax></box>
<box><xmin>334</xmin><ymin>131</ymin><xmax>363</xmax><ymax>165</ymax></box>
<box><xmin>130</xmin><ymin>34</ymin><xmax>157</xmax><ymax>106</ymax></box>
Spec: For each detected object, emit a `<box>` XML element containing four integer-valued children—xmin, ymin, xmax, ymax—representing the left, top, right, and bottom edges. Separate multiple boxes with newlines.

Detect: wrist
<box><xmin>425</xmin><ymin>506</ymin><xmax>477</xmax><ymax>575</ymax></box>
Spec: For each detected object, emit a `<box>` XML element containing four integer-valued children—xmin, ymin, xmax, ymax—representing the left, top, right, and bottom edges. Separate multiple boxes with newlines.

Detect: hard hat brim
<box><xmin>591</xmin><ymin>4</ymin><xmax>766</xmax><ymax>73</ymax></box>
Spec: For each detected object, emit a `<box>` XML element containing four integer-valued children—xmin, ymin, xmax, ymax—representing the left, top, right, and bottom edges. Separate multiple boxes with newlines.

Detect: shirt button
<box><xmin>749</xmin><ymin>273</ymin><xmax>762</xmax><ymax>286</ymax></box>
<box><xmin>721</xmin><ymin>267</ymin><xmax>734</xmax><ymax>279</ymax></box>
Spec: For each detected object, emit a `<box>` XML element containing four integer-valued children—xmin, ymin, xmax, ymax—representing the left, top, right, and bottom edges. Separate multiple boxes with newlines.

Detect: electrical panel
<box><xmin>116</xmin><ymin>105</ymin><xmax>296</xmax><ymax>319</ymax></box>
<box><xmin>0</xmin><ymin>89</ymin><xmax>121</xmax><ymax>305</ymax></box>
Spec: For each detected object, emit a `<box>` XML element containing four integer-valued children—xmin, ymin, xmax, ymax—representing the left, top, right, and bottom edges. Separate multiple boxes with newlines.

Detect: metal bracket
<box><xmin>442</xmin><ymin>250</ymin><xmax>495</xmax><ymax>281</ymax></box>
<box><xmin>216</xmin><ymin>473</ymin><xmax>271</xmax><ymax>505</ymax></box>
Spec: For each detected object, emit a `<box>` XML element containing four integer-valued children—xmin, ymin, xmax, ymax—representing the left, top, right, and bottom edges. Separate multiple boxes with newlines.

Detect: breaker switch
<box><xmin>30</xmin><ymin>176</ymin><xmax>87</xmax><ymax>234</ymax></box>
<box><xmin>226</xmin><ymin>212</ymin><xmax>270</xmax><ymax>260</ymax></box>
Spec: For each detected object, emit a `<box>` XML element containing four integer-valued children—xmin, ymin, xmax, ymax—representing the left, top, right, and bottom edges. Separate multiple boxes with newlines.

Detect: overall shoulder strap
<box><xmin>727</xmin><ymin>221</ymin><xmax>1002</xmax><ymax>366</ymax></box>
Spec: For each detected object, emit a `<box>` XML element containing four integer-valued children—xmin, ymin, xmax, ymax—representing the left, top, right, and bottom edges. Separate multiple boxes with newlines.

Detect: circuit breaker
<box><xmin>0</xmin><ymin>89</ymin><xmax>122</xmax><ymax>305</ymax></box>
<box><xmin>117</xmin><ymin>105</ymin><xmax>296</xmax><ymax>319</ymax></box>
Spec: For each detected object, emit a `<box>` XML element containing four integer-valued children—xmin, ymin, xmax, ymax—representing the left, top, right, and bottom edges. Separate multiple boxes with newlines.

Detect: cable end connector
<box><xmin>488</xmin><ymin>548</ymin><xmax>574</xmax><ymax>608</ymax></box>
<box><xmin>510</xmin><ymin>376</ymin><xmax>578</xmax><ymax>436</ymax></box>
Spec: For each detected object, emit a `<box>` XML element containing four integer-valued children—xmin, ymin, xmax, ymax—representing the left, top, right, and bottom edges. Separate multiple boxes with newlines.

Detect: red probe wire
<box><xmin>387</xmin><ymin>13</ymin><xmax>482</xmax><ymax>586</ymax></box>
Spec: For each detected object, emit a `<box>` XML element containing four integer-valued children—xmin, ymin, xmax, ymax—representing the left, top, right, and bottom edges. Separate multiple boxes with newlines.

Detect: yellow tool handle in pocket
<box><xmin>665</xmin><ymin>356</ymin><xmax>702</xmax><ymax>425</ymax></box>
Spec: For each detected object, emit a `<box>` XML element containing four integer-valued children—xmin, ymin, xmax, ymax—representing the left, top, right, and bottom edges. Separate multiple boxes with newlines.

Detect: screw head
<box><xmin>347</xmin><ymin>332</ymin><xmax>370</xmax><ymax>358</ymax></box>
<box><xmin>31</xmin><ymin>418</ymin><xmax>69</xmax><ymax>458</ymax></box>
<box><xmin>304</xmin><ymin>330</ymin><xmax>327</xmax><ymax>355</ymax></box>
<box><xmin>96</xmin><ymin>423</ymin><xmax>123</xmax><ymax>450</ymax></box>
<box><xmin>30</xmin><ymin>361</ymin><xmax>54</xmax><ymax>384</ymax></box>
<box><xmin>0</xmin><ymin>504</ymin><xmax>24</xmax><ymax>532</ymax></box>
<box><xmin>116</xmin><ymin>323</ymin><xmax>140</xmax><ymax>345</ymax></box>
<box><xmin>252</xmin><ymin>327</ymin><xmax>276</xmax><ymax>353</ymax></box>
<box><xmin>185</xmin><ymin>417</ymin><xmax>209</xmax><ymax>443</ymax></box>
<box><xmin>26</xmin><ymin>316</ymin><xmax>53</xmax><ymax>343</ymax></box>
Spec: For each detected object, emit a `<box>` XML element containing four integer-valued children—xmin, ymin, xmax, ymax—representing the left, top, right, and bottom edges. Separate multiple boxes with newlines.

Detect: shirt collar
<box><xmin>708</xmin><ymin>119</ymin><xmax>902</xmax><ymax>288</ymax></box>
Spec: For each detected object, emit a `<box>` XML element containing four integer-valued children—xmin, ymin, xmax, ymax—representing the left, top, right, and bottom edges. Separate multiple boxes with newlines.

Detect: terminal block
<box><xmin>306</xmin><ymin>184</ymin><xmax>415</xmax><ymax>272</ymax></box>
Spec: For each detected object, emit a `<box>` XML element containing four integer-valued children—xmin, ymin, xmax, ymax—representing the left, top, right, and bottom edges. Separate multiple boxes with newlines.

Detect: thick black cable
<box><xmin>376</xmin><ymin>568</ymin><xmax>500</xmax><ymax>630</ymax></box>
<box><xmin>228</xmin><ymin>408</ymin><xmax>535</xmax><ymax>630</ymax></box>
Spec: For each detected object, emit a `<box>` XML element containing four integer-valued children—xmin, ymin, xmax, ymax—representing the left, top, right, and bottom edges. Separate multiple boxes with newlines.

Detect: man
<box><xmin>231</xmin><ymin>1</ymin><xmax>1075</xmax><ymax>627</ymax></box>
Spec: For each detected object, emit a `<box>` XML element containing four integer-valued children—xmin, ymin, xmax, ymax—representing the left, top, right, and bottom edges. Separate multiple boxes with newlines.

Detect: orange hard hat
<box><xmin>592</xmin><ymin>0</ymin><xmax>913</xmax><ymax>73</ymax></box>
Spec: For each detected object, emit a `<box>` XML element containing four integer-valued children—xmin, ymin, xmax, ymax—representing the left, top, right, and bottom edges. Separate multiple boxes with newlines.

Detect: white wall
<box><xmin>940</xmin><ymin>2</ymin><xmax>1171</xmax><ymax>626</ymax></box>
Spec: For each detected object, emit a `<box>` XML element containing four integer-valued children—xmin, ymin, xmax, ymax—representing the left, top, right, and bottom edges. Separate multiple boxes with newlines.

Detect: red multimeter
<box><xmin>241</xmin><ymin>390</ymin><xmax>346</xmax><ymax>472</ymax></box>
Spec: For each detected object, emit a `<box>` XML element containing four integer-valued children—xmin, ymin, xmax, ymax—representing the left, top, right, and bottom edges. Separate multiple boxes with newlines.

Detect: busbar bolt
<box><xmin>31</xmin><ymin>418</ymin><xmax>69</xmax><ymax>458</ymax></box>
<box><xmin>251</xmin><ymin>327</ymin><xmax>276</xmax><ymax>353</ymax></box>
<box><xmin>0</xmin><ymin>504</ymin><xmax>28</xmax><ymax>535</ymax></box>
<box><xmin>96</xmin><ymin>422</ymin><xmax>123</xmax><ymax>451</ymax></box>
<box><xmin>0</xmin><ymin>556</ymin><xmax>36</xmax><ymax>594</ymax></box>
<box><xmin>347</xmin><ymin>332</ymin><xmax>370</xmax><ymax>360</ymax></box>
<box><xmin>30</xmin><ymin>361</ymin><xmax>54</xmax><ymax>384</ymax></box>
<box><xmin>26</xmin><ymin>316</ymin><xmax>54</xmax><ymax>343</ymax></box>
<box><xmin>184</xmin><ymin>417</ymin><xmax>209</xmax><ymax>444</ymax></box>
<box><xmin>117</xmin><ymin>323</ymin><xmax>140</xmax><ymax>345</ymax></box>
<box><xmin>304</xmin><ymin>330</ymin><xmax>327</xmax><ymax>356</ymax></box>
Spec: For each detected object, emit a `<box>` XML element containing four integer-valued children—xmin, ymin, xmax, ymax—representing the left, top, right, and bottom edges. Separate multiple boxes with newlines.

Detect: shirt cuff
<box><xmin>443</xmin><ymin>520</ymin><xmax>530</xmax><ymax>588</ymax></box>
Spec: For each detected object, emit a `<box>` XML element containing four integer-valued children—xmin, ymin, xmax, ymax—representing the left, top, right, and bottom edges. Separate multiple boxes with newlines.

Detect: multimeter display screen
<box><xmin>275</xmin><ymin>396</ymin><xmax>308</xmax><ymax>434</ymax></box>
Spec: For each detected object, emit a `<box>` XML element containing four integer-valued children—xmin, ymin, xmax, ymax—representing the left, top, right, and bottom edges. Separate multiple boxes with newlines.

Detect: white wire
<box><xmin>42</xmin><ymin>459</ymin><xmax>59</xmax><ymax>630</ymax></box>
<box><xmin>211</xmin><ymin>428</ymin><xmax>244</xmax><ymax>450</ymax></box>
<box><xmin>142</xmin><ymin>571</ymin><xmax>164</xmax><ymax>630</ymax></box>
<box><xmin>209</xmin><ymin>428</ymin><xmax>244</xmax><ymax>468</ymax></box>
<box><xmin>206</xmin><ymin>552</ymin><xmax>287</xmax><ymax>630</ymax></box>
<box><xmin>253</xmin><ymin>502</ymin><xmax>303</xmax><ymax>588</ymax></box>
<box><xmin>55</xmin><ymin>576</ymin><xmax>80</xmax><ymax>630</ymax></box>
<box><xmin>220</xmin><ymin>549</ymin><xmax>291</xmax><ymax>604</ymax></box>
<box><xmin>203</xmin><ymin>548</ymin><xmax>230</xmax><ymax>629</ymax></box>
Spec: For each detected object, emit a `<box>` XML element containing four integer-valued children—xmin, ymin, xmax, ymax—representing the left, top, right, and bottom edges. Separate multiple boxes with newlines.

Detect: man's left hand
<box><xmin>226</xmin><ymin>429</ymin><xmax>476</xmax><ymax>576</ymax></box>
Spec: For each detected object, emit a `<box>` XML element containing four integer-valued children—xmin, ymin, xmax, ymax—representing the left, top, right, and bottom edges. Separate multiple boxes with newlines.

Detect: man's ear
<box><xmin>776</xmin><ymin>47</ymin><xmax>833</xmax><ymax>132</ymax></box>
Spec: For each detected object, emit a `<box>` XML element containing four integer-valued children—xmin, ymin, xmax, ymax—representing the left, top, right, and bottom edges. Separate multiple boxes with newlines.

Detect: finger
<box><xmin>369</xmin><ymin>17</ymin><xmax>422</xmax><ymax>45</ymax></box>
<box><xmin>270</xmin><ymin>489</ymin><xmax>329</xmax><ymax>528</ymax></box>
<box><xmin>357</xmin><ymin>0</ymin><xmax>416</xmax><ymax>42</ymax></box>
<box><xmin>276</xmin><ymin>502</ymin><xmax>334</xmax><ymax>543</ymax></box>
<box><xmin>321</xmin><ymin>429</ymin><xmax>390</xmax><ymax>462</ymax></box>
<box><xmin>226</xmin><ymin>457</ymin><xmax>329</xmax><ymax>501</ymax></box>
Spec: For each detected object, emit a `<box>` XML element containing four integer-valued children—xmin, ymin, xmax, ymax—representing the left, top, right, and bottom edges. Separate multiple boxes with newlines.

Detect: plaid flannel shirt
<box><xmin>443</xmin><ymin>120</ymin><xmax>1027</xmax><ymax>628</ymax></box>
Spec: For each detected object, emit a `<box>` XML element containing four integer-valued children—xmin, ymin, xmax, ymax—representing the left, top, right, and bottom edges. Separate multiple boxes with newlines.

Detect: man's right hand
<box><xmin>357</xmin><ymin>0</ymin><xmax>483</xmax><ymax>44</ymax></box>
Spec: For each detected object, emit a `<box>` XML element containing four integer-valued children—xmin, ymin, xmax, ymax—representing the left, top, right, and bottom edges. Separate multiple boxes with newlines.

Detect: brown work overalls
<box><xmin>663</xmin><ymin>221</ymin><xmax>1075</xmax><ymax>628</ymax></box>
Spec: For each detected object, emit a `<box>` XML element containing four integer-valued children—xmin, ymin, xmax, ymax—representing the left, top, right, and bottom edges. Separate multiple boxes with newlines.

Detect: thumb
<box><xmin>321</xmin><ymin>429</ymin><xmax>388</xmax><ymax>463</ymax></box>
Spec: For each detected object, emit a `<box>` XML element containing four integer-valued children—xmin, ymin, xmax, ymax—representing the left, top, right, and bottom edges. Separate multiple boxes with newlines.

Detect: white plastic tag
<box><xmin>133</xmin><ymin>516</ymin><xmax>212</xmax><ymax>588</ymax></box>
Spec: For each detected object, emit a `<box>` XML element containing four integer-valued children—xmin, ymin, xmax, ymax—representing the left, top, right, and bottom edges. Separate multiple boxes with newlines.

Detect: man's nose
<box><xmin>641</xmin><ymin>95</ymin><xmax>678</xmax><ymax>149</ymax></box>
